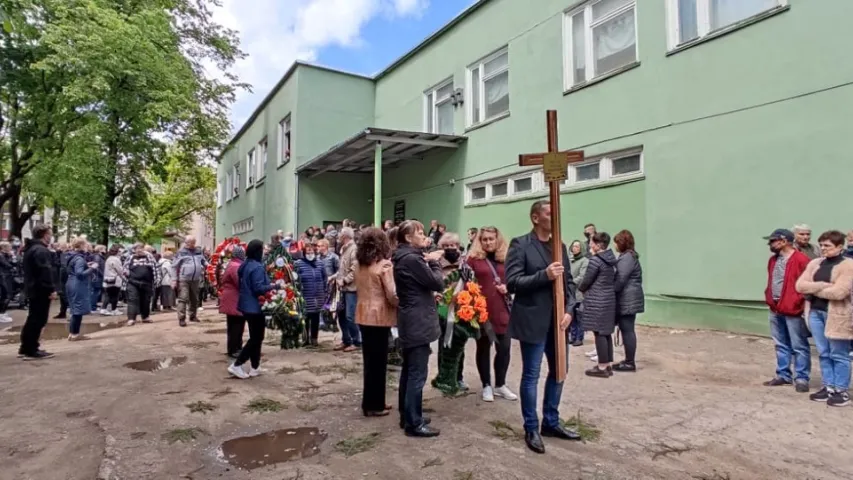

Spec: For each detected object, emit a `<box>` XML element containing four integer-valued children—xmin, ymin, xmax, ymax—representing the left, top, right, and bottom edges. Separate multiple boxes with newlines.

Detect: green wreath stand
<box><xmin>431</xmin><ymin>322</ymin><xmax>472</xmax><ymax>396</ymax></box>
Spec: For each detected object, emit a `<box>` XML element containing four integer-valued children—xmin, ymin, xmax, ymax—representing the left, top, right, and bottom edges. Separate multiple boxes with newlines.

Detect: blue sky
<box><xmin>211</xmin><ymin>0</ymin><xmax>474</xmax><ymax>129</ymax></box>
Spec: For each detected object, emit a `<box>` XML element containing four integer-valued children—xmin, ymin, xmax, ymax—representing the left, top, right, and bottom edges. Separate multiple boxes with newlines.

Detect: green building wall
<box><xmin>217</xmin><ymin>0</ymin><xmax>852</xmax><ymax>335</ymax></box>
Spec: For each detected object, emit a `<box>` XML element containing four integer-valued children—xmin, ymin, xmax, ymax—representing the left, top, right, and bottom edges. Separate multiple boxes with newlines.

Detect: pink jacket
<box><xmin>218</xmin><ymin>259</ymin><xmax>242</xmax><ymax>316</ymax></box>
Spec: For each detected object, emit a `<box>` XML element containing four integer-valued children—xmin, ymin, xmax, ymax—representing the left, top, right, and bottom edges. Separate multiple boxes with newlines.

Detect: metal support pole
<box><xmin>373</xmin><ymin>141</ymin><xmax>382</xmax><ymax>226</ymax></box>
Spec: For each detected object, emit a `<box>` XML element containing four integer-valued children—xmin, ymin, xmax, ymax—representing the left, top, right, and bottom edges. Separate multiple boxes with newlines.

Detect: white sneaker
<box><xmin>482</xmin><ymin>385</ymin><xmax>494</xmax><ymax>402</ymax></box>
<box><xmin>589</xmin><ymin>355</ymin><xmax>598</xmax><ymax>363</ymax></box>
<box><xmin>0</xmin><ymin>314</ymin><xmax>12</xmax><ymax>323</ymax></box>
<box><xmin>248</xmin><ymin>367</ymin><xmax>262</xmax><ymax>378</ymax></box>
<box><xmin>127</xmin><ymin>320</ymin><xmax>135</xmax><ymax>326</ymax></box>
<box><xmin>112</xmin><ymin>310</ymin><xmax>123</xmax><ymax>316</ymax></box>
<box><xmin>494</xmin><ymin>385</ymin><xmax>518</xmax><ymax>401</ymax></box>
<box><xmin>585</xmin><ymin>349</ymin><xmax>597</xmax><ymax>358</ymax></box>
<box><xmin>228</xmin><ymin>363</ymin><xmax>249</xmax><ymax>379</ymax></box>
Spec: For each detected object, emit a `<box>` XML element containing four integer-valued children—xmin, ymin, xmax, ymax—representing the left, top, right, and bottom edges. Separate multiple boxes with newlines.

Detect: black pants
<box><xmin>438</xmin><ymin>317</ymin><xmax>464</xmax><ymax>382</ymax></box>
<box><xmin>226</xmin><ymin>314</ymin><xmax>245</xmax><ymax>356</ymax></box>
<box><xmin>476</xmin><ymin>332</ymin><xmax>511</xmax><ymax>388</ymax></box>
<box><xmin>57</xmin><ymin>287</ymin><xmax>68</xmax><ymax>317</ymax></box>
<box><xmin>360</xmin><ymin>325</ymin><xmax>390</xmax><ymax>412</ymax></box>
<box><xmin>105</xmin><ymin>286</ymin><xmax>121</xmax><ymax>310</ymax></box>
<box><xmin>399</xmin><ymin>344</ymin><xmax>431</xmax><ymax>429</ymax></box>
<box><xmin>19</xmin><ymin>291</ymin><xmax>50</xmax><ymax>355</ymax></box>
<box><xmin>594</xmin><ymin>332</ymin><xmax>614</xmax><ymax>364</ymax></box>
<box><xmin>0</xmin><ymin>278</ymin><xmax>10</xmax><ymax>313</ymax></box>
<box><xmin>151</xmin><ymin>286</ymin><xmax>162</xmax><ymax>311</ymax></box>
<box><xmin>617</xmin><ymin>314</ymin><xmax>637</xmax><ymax>363</ymax></box>
<box><xmin>304</xmin><ymin>312</ymin><xmax>320</xmax><ymax>345</ymax></box>
<box><xmin>127</xmin><ymin>282</ymin><xmax>152</xmax><ymax>321</ymax></box>
<box><xmin>235</xmin><ymin>313</ymin><xmax>265</xmax><ymax>369</ymax></box>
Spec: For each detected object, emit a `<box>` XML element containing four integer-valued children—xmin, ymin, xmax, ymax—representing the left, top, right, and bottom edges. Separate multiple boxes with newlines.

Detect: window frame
<box><xmin>465</xmin><ymin>171</ymin><xmax>541</xmax><ymax>205</ymax></box>
<box><xmin>231</xmin><ymin>217</ymin><xmax>255</xmax><ymax>235</ymax></box>
<box><xmin>217</xmin><ymin>179</ymin><xmax>223</xmax><ymax>207</ymax></box>
<box><xmin>423</xmin><ymin>78</ymin><xmax>455</xmax><ymax>134</ymax></box>
<box><xmin>246</xmin><ymin>149</ymin><xmax>256</xmax><ymax>188</ymax></box>
<box><xmin>225</xmin><ymin>171</ymin><xmax>233</xmax><ymax>202</ymax></box>
<box><xmin>258</xmin><ymin>137</ymin><xmax>268</xmax><ymax>182</ymax></box>
<box><xmin>563</xmin><ymin>0</ymin><xmax>639</xmax><ymax>90</ymax></box>
<box><xmin>278</xmin><ymin>116</ymin><xmax>291</xmax><ymax>167</ymax></box>
<box><xmin>665</xmin><ymin>0</ymin><xmax>787</xmax><ymax>50</ymax></box>
<box><xmin>232</xmin><ymin>163</ymin><xmax>240</xmax><ymax>198</ymax></box>
<box><xmin>466</xmin><ymin>47</ymin><xmax>510</xmax><ymax>127</ymax></box>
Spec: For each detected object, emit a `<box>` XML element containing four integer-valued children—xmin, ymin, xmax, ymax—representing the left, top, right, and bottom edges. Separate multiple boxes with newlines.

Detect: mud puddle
<box><xmin>3</xmin><ymin>321</ymin><xmax>125</xmax><ymax>341</ymax></box>
<box><xmin>218</xmin><ymin>427</ymin><xmax>327</xmax><ymax>470</ymax></box>
<box><xmin>204</xmin><ymin>328</ymin><xmax>227</xmax><ymax>334</ymax></box>
<box><xmin>123</xmin><ymin>356</ymin><xmax>188</xmax><ymax>372</ymax></box>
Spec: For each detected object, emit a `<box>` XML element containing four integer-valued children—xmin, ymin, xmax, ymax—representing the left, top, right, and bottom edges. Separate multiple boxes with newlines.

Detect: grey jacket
<box><xmin>172</xmin><ymin>247</ymin><xmax>208</xmax><ymax>282</ymax></box>
<box><xmin>578</xmin><ymin>249</ymin><xmax>618</xmax><ymax>334</ymax></box>
<box><xmin>614</xmin><ymin>252</ymin><xmax>644</xmax><ymax>316</ymax></box>
<box><xmin>569</xmin><ymin>255</ymin><xmax>589</xmax><ymax>302</ymax></box>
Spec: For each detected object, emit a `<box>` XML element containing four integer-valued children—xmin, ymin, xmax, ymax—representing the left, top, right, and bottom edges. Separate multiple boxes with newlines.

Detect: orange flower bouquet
<box><xmin>453</xmin><ymin>282</ymin><xmax>489</xmax><ymax>333</ymax></box>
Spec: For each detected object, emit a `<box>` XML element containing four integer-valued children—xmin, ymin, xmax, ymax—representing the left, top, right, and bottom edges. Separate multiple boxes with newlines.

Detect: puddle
<box><xmin>3</xmin><ymin>321</ymin><xmax>124</xmax><ymax>341</ymax></box>
<box><xmin>219</xmin><ymin>427</ymin><xmax>327</xmax><ymax>470</ymax></box>
<box><xmin>123</xmin><ymin>356</ymin><xmax>188</xmax><ymax>372</ymax></box>
<box><xmin>204</xmin><ymin>328</ymin><xmax>227</xmax><ymax>334</ymax></box>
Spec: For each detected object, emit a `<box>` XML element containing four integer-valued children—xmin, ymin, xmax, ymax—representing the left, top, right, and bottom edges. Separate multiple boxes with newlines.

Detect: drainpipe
<box><xmin>373</xmin><ymin>141</ymin><xmax>382</xmax><ymax>226</ymax></box>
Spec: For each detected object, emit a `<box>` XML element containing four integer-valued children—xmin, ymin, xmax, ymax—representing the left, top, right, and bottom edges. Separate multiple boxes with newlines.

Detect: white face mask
<box><xmin>305</xmin><ymin>254</ymin><xmax>316</xmax><ymax>261</ymax></box>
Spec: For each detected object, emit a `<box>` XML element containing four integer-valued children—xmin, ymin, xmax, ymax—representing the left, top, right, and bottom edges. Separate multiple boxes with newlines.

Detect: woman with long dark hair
<box><xmin>355</xmin><ymin>227</ymin><xmax>398</xmax><ymax>417</ymax></box>
<box><xmin>229</xmin><ymin>239</ymin><xmax>278</xmax><ymax>379</ymax></box>
<box><xmin>393</xmin><ymin>220</ymin><xmax>444</xmax><ymax>437</ymax></box>
<box><xmin>613</xmin><ymin>230</ymin><xmax>644</xmax><ymax>372</ymax></box>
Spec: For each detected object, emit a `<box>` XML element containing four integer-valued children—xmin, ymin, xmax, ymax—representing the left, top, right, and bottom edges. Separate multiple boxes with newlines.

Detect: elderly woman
<box><xmin>65</xmin><ymin>237</ymin><xmax>98</xmax><ymax>340</ymax></box>
<box><xmin>124</xmin><ymin>243</ymin><xmax>161</xmax><ymax>326</ymax></box>
<box><xmin>355</xmin><ymin>227</ymin><xmax>398</xmax><ymax>417</ymax></box>
<box><xmin>568</xmin><ymin>240</ymin><xmax>589</xmax><ymax>347</ymax></box>
<box><xmin>294</xmin><ymin>242</ymin><xmax>328</xmax><ymax>346</ymax></box>
<box><xmin>393</xmin><ymin>220</ymin><xmax>444</xmax><ymax>437</ymax></box>
<box><xmin>796</xmin><ymin>230</ymin><xmax>853</xmax><ymax>407</ymax></box>
<box><xmin>159</xmin><ymin>251</ymin><xmax>175</xmax><ymax>310</ymax></box>
<box><xmin>578</xmin><ymin>232</ymin><xmax>618</xmax><ymax>378</ymax></box>
<box><xmin>102</xmin><ymin>244</ymin><xmax>125</xmax><ymax>316</ymax></box>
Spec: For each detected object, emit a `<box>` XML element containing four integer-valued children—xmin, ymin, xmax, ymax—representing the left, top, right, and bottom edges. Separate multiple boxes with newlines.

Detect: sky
<box><xmin>211</xmin><ymin>0</ymin><xmax>476</xmax><ymax>130</ymax></box>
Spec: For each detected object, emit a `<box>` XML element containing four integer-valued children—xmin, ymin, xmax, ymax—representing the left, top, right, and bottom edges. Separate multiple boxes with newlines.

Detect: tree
<box><xmin>130</xmin><ymin>150</ymin><xmax>215</xmax><ymax>244</ymax></box>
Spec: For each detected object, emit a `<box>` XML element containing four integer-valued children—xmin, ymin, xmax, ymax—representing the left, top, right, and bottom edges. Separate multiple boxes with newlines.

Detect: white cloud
<box><xmin>211</xmin><ymin>0</ymin><xmax>430</xmax><ymax>130</ymax></box>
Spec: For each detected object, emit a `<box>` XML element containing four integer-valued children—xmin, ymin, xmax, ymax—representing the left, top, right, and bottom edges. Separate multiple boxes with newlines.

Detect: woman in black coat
<box><xmin>613</xmin><ymin>230</ymin><xmax>644</xmax><ymax>372</ymax></box>
<box><xmin>578</xmin><ymin>232</ymin><xmax>617</xmax><ymax>378</ymax></box>
<box><xmin>392</xmin><ymin>220</ymin><xmax>444</xmax><ymax>438</ymax></box>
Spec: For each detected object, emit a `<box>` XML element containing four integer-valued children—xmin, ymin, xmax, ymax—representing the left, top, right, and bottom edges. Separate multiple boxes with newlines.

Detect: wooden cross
<box><xmin>518</xmin><ymin>110</ymin><xmax>585</xmax><ymax>383</ymax></box>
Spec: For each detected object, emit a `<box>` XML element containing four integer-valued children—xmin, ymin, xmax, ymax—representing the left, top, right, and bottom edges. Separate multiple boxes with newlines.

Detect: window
<box><xmin>465</xmin><ymin>173</ymin><xmax>540</xmax><ymax>205</ymax></box>
<box><xmin>232</xmin><ymin>217</ymin><xmax>255</xmax><ymax>235</ymax></box>
<box><xmin>225</xmin><ymin>171</ymin><xmax>233</xmax><ymax>201</ymax></box>
<box><xmin>668</xmin><ymin>0</ymin><xmax>785</xmax><ymax>47</ymax></box>
<box><xmin>278</xmin><ymin>116</ymin><xmax>291</xmax><ymax>166</ymax></box>
<box><xmin>217</xmin><ymin>179</ymin><xmax>222</xmax><ymax>207</ymax></box>
<box><xmin>258</xmin><ymin>138</ymin><xmax>268</xmax><ymax>181</ymax></box>
<box><xmin>491</xmin><ymin>181</ymin><xmax>508</xmax><ymax>198</ymax></box>
<box><xmin>246</xmin><ymin>149</ymin><xmax>256</xmax><ymax>188</ymax></box>
<box><xmin>470</xmin><ymin>186</ymin><xmax>486</xmax><ymax>202</ymax></box>
<box><xmin>564</xmin><ymin>0</ymin><xmax>638</xmax><ymax>88</ymax></box>
<box><xmin>467</xmin><ymin>48</ymin><xmax>509</xmax><ymax>126</ymax></box>
<box><xmin>232</xmin><ymin>163</ymin><xmax>240</xmax><ymax>198</ymax></box>
<box><xmin>424</xmin><ymin>79</ymin><xmax>455</xmax><ymax>134</ymax></box>
<box><xmin>514</xmin><ymin>177</ymin><xmax>533</xmax><ymax>194</ymax></box>
<box><xmin>563</xmin><ymin>149</ymin><xmax>643</xmax><ymax>187</ymax></box>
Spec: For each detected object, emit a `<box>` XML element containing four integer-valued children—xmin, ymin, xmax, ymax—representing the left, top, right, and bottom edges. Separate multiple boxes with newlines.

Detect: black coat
<box><xmin>614</xmin><ymin>252</ymin><xmax>644</xmax><ymax>315</ymax></box>
<box><xmin>578</xmin><ymin>249</ymin><xmax>618</xmax><ymax>334</ymax></box>
<box><xmin>22</xmin><ymin>239</ymin><xmax>56</xmax><ymax>297</ymax></box>
<box><xmin>392</xmin><ymin>244</ymin><xmax>444</xmax><ymax>349</ymax></box>
<box><xmin>505</xmin><ymin>232</ymin><xmax>577</xmax><ymax>345</ymax></box>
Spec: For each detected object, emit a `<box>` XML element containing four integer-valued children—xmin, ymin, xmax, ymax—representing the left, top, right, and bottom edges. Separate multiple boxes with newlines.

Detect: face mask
<box><xmin>444</xmin><ymin>248</ymin><xmax>460</xmax><ymax>263</ymax></box>
<box><xmin>584</xmin><ymin>232</ymin><xmax>591</xmax><ymax>239</ymax></box>
<box><xmin>284</xmin><ymin>236</ymin><xmax>292</xmax><ymax>242</ymax></box>
<box><xmin>305</xmin><ymin>254</ymin><xmax>316</xmax><ymax>261</ymax></box>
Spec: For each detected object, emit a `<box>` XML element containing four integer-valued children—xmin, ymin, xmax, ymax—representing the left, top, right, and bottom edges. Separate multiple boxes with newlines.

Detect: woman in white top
<box><xmin>159</xmin><ymin>251</ymin><xmax>175</xmax><ymax>310</ymax></box>
<box><xmin>102</xmin><ymin>245</ymin><xmax>125</xmax><ymax>316</ymax></box>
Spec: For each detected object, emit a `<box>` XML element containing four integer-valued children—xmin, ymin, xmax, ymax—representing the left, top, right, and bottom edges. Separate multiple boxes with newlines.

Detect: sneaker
<box><xmin>584</xmin><ymin>349</ymin><xmax>597</xmax><ymax>358</ymax></box>
<box><xmin>127</xmin><ymin>320</ymin><xmax>135</xmax><ymax>326</ymax></box>
<box><xmin>809</xmin><ymin>387</ymin><xmax>831</xmax><ymax>402</ymax></box>
<box><xmin>68</xmin><ymin>334</ymin><xmax>89</xmax><ymax>341</ymax></box>
<box><xmin>612</xmin><ymin>361</ymin><xmax>637</xmax><ymax>372</ymax></box>
<box><xmin>189</xmin><ymin>318</ymin><xmax>200</xmax><ymax>323</ymax></box>
<box><xmin>457</xmin><ymin>380</ymin><xmax>469</xmax><ymax>391</ymax></box>
<box><xmin>248</xmin><ymin>367</ymin><xmax>262</xmax><ymax>378</ymax></box>
<box><xmin>228</xmin><ymin>363</ymin><xmax>249</xmax><ymax>379</ymax></box>
<box><xmin>763</xmin><ymin>377</ymin><xmax>792</xmax><ymax>387</ymax></box>
<box><xmin>0</xmin><ymin>313</ymin><xmax>12</xmax><ymax>323</ymax></box>
<box><xmin>585</xmin><ymin>366</ymin><xmax>610</xmax><ymax>378</ymax></box>
<box><xmin>99</xmin><ymin>309</ymin><xmax>109</xmax><ymax>315</ymax></box>
<box><xmin>179</xmin><ymin>319</ymin><xmax>187</xmax><ymax>327</ymax></box>
<box><xmin>589</xmin><ymin>355</ymin><xmax>598</xmax><ymax>363</ymax></box>
<box><xmin>794</xmin><ymin>380</ymin><xmax>809</xmax><ymax>393</ymax></box>
<box><xmin>827</xmin><ymin>391</ymin><xmax>850</xmax><ymax>407</ymax></box>
<box><xmin>141</xmin><ymin>318</ymin><xmax>153</xmax><ymax>324</ymax></box>
<box><xmin>482</xmin><ymin>385</ymin><xmax>494</xmax><ymax>402</ymax></box>
<box><xmin>112</xmin><ymin>310</ymin><xmax>123</xmax><ymax>316</ymax></box>
<box><xmin>22</xmin><ymin>350</ymin><xmax>55</xmax><ymax>360</ymax></box>
<box><xmin>494</xmin><ymin>385</ymin><xmax>518</xmax><ymax>401</ymax></box>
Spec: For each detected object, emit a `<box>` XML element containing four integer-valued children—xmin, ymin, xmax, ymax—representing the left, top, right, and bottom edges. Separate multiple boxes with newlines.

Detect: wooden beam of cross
<box><xmin>517</xmin><ymin>110</ymin><xmax>584</xmax><ymax>383</ymax></box>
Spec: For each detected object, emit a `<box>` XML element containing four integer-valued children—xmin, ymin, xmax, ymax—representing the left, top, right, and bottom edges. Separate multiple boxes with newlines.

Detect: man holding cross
<box><xmin>506</xmin><ymin>200</ymin><xmax>580</xmax><ymax>454</ymax></box>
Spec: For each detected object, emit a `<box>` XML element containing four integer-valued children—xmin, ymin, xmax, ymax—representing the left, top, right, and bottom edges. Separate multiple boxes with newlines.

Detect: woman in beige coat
<box><xmin>355</xmin><ymin>227</ymin><xmax>398</xmax><ymax>417</ymax></box>
<box><xmin>795</xmin><ymin>230</ymin><xmax>853</xmax><ymax>407</ymax></box>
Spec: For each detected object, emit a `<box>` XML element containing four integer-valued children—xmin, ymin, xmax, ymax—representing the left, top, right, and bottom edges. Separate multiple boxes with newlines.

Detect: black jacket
<box><xmin>505</xmin><ymin>232</ymin><xmax>577</xmax><ymax>345</ymax></box>
<box><xmin>393</xmin><ymin>244</ymin><xmax>444</xmax><ymax>349</ymax></box>
<box><xmin>0</xmin><ymin>253</ymin><xmax>13</xmax><ymax>279</ymax></box>
<box><xmin>614</xmin><ymin>252</ymin><xmax>644</xmax><ymax>316</ymax></box>
<box><xmin>22</xmin><ymin>239</ymin><xmax>55</xmax><ymax>297</ymax></box>
<box><xmin>578</xmin><ymin>249</ymin><xmax>618</xmax><ymax>333</ymax></box>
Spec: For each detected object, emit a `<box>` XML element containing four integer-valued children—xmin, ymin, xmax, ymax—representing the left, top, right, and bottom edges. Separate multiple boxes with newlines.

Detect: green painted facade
<box><xmin>217</xmin><ymin>0</ymin><xmax>850</xmax><ymax>335</ymax></box>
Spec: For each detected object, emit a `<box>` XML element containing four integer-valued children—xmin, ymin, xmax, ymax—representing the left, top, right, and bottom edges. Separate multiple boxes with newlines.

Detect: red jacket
<box><xmin>218</xmin><ymin>259</ymin><xmax>242</xmax><ymax>316</ymax></box>
<box><xmin>467</xmin><ymin>256</ymin><xmax>510</xmax><ymax>335</ymax></box>
<box><xmin>765</xmin><ymin>250</ymin><xmax>809</xmax><ymax>316</ymax></box>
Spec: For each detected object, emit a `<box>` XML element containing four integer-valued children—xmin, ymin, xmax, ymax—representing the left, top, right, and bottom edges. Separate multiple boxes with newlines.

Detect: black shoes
<box><xmin>794</xmin><ymin>381</ymin><xmax>809</xmax><ymax>393</ymax></box>
<box><xmin>570</xmin><ymin>340</ymin><xmax>583</xmax><ymax>347</ymax></box>
<box><xmin>399</xmin><ymin>416</ymin><xmax>431</xmax><ymax>429</ymax></box>
<box><xmin>585</xmin><ymin>365</ymin><xmax>611</xmax><ymax>378</ymax></box>
<box><xmin>20</xmin><ymin>350</ymin><xmax>55</xmax><ymax>360</ymax></box>
<box><xmin>763</xmin><ymin>377</ymin><xmax>792</xmax><ymax>387</ymax></box>
<box><xmin>828</xmin><ymin>391</ymin><xmax>850</xmax><ymax>407</ymax></box>
<box><xmin>179</xmin><ymin>319</ymin><xmax>187</xmax><ymax>327</ymax></box>
<box><xmin>404</xmin><ymin>424</ymin><xmax>440</xmax><ymax>438</ymax></box>
<box><xmin>541</xmin><ymin>425</ymin><xmax>582</xmax><ymax>441</ymax></box>
<box><xmin>810</xmin><ymin>387</ymin><xmax>830</xmax><ymax>402</ymax></box>
<box><xmin>612</xmin><ymin>361</ymin><xmax>636</xmax><ymax>372</ymax></box>
<box><xmin>525</xmin><ymin>431</ymin><xmax>545</xmax><ymax>454</ymax></box>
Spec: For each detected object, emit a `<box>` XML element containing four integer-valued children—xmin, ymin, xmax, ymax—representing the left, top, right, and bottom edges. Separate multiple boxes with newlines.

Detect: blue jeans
<box><xmin>519</xmin><ymin>336</ymin><xmax>565</xmax><ymax>433</ymax></box>
<box><xmin>68</xmin><ymin>314</ymin><xmax>83</xmax><ymax>335</ymax></box>
<box><xmin>339</xmin><ymin>292</ymin><xmax>362</xmax><ymax>347</ymax></box>
<box><xmin>569</xmin><ymin>307</ymin><xmax>584</xmax><ymax>343</ymax></box>
<box><xmin>398</xmin><ymin>344</ymin><xmax>431</xmax><ymax>428</ymax></box>
<box><xmin>809</xmin><ymin>310</ymin><xmax>852</xmax><ymax>391</ymax></box>
<box><xmin>768</xmin><ymin>312</ymin><xmax>811</xmax><ymax>383</ymax></box>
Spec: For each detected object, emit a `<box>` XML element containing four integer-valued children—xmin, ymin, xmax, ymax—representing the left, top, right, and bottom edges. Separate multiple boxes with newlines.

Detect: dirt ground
<box><xmin>1</xmin><ymin>304</ymin><xmax>852</xmax><ymax>480</ymax></box>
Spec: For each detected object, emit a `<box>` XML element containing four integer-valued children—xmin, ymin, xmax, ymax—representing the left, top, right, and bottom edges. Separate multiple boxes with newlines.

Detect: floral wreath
<box><xmin>206</xmin><ymin>237</ymin><xmax>246</xmax><ymax>292</ymax></box>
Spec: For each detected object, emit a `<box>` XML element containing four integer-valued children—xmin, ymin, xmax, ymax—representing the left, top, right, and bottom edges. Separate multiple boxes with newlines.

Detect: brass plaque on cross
<box><xmin>542</xmin><ymin>152</ymin><xmax>568</xmax><ymax>183</ymax></box>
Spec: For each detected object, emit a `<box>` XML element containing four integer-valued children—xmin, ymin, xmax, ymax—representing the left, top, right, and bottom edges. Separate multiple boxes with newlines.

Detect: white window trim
<box><xmin>225</xmin><ymin>171</ymin><xmax>233</xmax><ymax>202</ymax></box>
<box><xmin>246</xmin><ymin>149</ymin><xmax>256</xmax><ymax>188</ymax></box>
<box><xmin>216</xmin><ymin>179</ymin><xmax>223</xmax><ymax>207</ymax></box>
<box><xmin>278</xmin><ymin>116</ymin><xmax>291</xmax><ymax>166</ymax></box>
<box><xmin>231</xmin><ymin>217</ymin><xmax>255</xmax><ymax>235</ymax></box>
<box><xmin>258</xmin><ymin>138</ymin><xmax>268</xmax><ymax>181</ymax></box>
<box><xmin>466</xmin><ymin>47</ymin><xmax>509</xmax><ymax>127</ymax></box>
<box><xmin>423</xmin><ymin>78</ymin><xmax>454</xmax><ymax>134</ymax></box>
<box><xmin>464</xmin><ymin>148</ymin><xmax>644</xmax><ymax>206</ymax></box>
<box><xmin>232</xmin><ymin>163</ymin><xmax>240</xmax><ymax>198</ymax></box>
<box><xmin>665</xmin><ymin>0</ymin><xmax>787</xmax><ymax>50</ymax></box>
<box><xmin>563</xmin><ymin>0</ymin><xmax>638</xmax><ymax>90</ymax></box>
